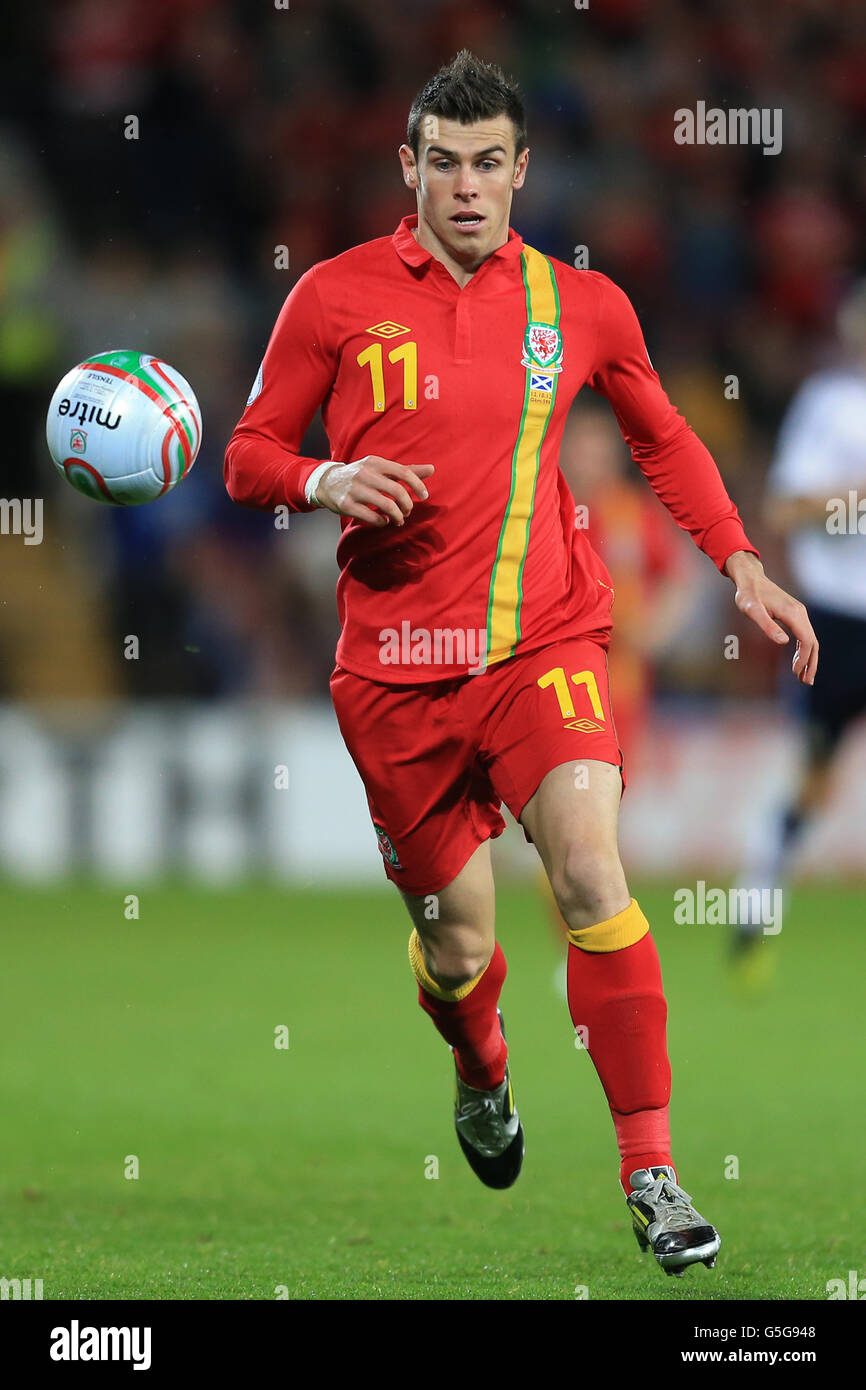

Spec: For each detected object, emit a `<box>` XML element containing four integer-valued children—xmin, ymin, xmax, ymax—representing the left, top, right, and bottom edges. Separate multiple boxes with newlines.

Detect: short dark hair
<box><xmin>407</xmin><ymin>50</ymin><xmax>527</xmax><ymax>160</ymax></box>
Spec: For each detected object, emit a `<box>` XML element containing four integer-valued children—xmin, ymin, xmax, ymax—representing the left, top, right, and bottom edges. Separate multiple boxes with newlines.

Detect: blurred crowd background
<box><xmin>1</xmin><ymin>0</ymin><xmax>864</xmax><ymax>708</ymax></box>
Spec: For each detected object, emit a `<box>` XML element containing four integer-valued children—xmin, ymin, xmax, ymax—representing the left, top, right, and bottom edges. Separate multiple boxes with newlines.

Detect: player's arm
<box><xmin>586</xmin><ymin>274</ymin><xmax>818</xmax><ymax>684</ymax></box>
<box><xmin>224</xmin><ymin>265</ymin><xmax>336</xmax><ymax>512</ymax></box>
<box><xmin>224</xmin><ymin>266</ymin><xmax>431</xmax><ymax>524</ymax></box>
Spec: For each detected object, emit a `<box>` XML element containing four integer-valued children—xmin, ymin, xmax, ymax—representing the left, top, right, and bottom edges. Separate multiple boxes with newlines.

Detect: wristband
<box><xmin>304</xmin><ymin>461</ymin><xmax>336</xmax><ymax>508</ymax></box>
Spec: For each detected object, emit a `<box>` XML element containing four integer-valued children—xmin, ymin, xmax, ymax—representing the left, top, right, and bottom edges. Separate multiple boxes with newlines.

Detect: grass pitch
<box><xmin>2</xmin><ymin>879</ymin><xmax>863</xmax><ymax>1300</ymax></box>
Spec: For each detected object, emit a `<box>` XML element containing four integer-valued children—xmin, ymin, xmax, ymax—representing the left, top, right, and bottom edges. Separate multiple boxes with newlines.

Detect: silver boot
<box><xmin>628</xmin><ymin>1165</ymin><xmax>721</xmax><ymax>1276</ymax></box>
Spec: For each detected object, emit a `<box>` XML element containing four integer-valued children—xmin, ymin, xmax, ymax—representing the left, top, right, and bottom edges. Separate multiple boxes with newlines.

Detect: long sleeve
<box><xmin>586</xmin><ymin>273</ymin><xmax>758</xmax><ymax>572</ymax></box>
<box><xmin>224</xmin><ymin>264</ymin><xmax>337</xmax><ymax>512</ymax></box>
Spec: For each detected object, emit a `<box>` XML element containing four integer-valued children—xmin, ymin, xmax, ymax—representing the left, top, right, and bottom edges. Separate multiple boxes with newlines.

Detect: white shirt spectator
<box><xmin>767</xmin><ymin>368</ymin><xmax>866</xmax><ymax>619</ymax></box>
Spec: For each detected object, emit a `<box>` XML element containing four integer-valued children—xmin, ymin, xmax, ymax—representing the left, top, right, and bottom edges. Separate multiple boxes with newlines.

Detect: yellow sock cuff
<box><xmin>407</xmin><ymin>929</ymin><xmax>489</xmax><ymax>1002</ymax></box>
<box><xmin>567</xmin><ymin>897</ymin><xmax>649</xmax><ymax>953</ymax></box>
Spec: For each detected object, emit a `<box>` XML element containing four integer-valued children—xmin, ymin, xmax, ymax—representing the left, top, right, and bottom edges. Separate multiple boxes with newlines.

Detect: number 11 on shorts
<box><xmin>537</xmin><ymin>666</ymin><xmax>606</xmax><ymax>722</ymax></box>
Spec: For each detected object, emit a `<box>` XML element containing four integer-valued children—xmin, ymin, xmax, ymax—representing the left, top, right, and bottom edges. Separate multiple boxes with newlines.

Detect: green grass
<box><xmin>1</xmin><ymin>880</ymin><xmax>863</xmax><ymax>1300</ymax></box>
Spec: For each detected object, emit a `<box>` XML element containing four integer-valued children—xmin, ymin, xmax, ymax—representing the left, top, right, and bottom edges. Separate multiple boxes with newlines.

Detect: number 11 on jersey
<box><xmin>356</xmin><ymin>341</ymin><xmax>418</xmax><ymax>411</ymax></box>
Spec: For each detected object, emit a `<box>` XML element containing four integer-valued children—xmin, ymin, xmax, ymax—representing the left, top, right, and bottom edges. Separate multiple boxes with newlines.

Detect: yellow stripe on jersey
<box><xmin>485</xmin><ymin>245</ymin><xmax>561</xmax><ymax>667</ymax></box>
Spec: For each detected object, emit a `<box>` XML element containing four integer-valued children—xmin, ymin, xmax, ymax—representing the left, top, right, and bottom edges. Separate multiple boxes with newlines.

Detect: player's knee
<box><xmin>420</xmin><ymin>938</ymin><xmax>492</xmax><ymax>992</ymax></box>
<box><xmin>550</xmin><ymin>848</ymin><xmax>628</xmax><ymax>932</ymax></box>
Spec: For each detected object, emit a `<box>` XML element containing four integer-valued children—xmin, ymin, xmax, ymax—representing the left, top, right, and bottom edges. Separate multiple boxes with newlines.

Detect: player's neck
<box><xmin>411</xmin><ymin>216</ymin><xmax>507</xmax><ymax>289</ymax></box>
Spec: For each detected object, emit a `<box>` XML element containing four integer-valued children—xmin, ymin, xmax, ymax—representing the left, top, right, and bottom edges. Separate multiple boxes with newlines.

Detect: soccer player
<box><xmin>733</xmin><ymin>278</ymin><xmax>866</xmax><ymax>965</ymax></box>
<box><xmin>224</xmin><ymin>51</ymin><xmax>818</xmax><ymax>1278</ymax></box>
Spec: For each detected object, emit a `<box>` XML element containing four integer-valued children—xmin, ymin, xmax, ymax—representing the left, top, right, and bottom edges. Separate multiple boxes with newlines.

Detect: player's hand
<box><xmin>315</xmin><ymin>456</ymin><xmax>434</xmax><ymax>527</ymax></box>
<box><xmin>724</xmin><ymin>550</ymin><xmax>819</xmax><ymax>685</ymax></box>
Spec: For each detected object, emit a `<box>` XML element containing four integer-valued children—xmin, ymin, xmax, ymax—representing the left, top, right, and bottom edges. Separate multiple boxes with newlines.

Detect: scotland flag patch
<box><xmin>530</xmin><ymin>373</ymin><xmax>554</xmax><ymax>393</ymax></box>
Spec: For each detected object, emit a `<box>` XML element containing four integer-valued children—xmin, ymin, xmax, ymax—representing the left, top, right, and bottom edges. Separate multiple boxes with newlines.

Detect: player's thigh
<box><xmin>521</xmin><ymin>758</ymin><xmax>630</xmax><ymax>924</ymax></box>
<box><xmin>479</xmin><ymin>637</ymin><xmax>629</xmax><ymax>922</ymax></box>
<box><xmin>400</xmin><ymin>840</ymin><xmax>496</xmax><ymax>980</ymax></box>
<box><xmin>330</xmin><ymin>665</ymin><xmax>506</xmax><ymax>899</ymax></box>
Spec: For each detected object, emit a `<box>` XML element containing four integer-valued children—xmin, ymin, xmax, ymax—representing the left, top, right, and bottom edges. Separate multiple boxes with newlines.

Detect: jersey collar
<box><xmin>392</xmin><ymin>213</ymin><xmax>524</xmax><ymax>270</ymax></box>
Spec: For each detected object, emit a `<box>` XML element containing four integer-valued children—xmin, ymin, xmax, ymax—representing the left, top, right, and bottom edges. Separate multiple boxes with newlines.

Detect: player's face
<box><xmin>399</xmin><ymin>116</ymin><xmax>528</xmax><ymax>267</ymax></box>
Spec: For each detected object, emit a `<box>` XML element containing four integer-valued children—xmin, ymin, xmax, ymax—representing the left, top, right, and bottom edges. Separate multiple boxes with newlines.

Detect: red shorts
<box><xmin>330</xmin><ymin>636</ymin><xmax>625</xmax><ymax>896</ymax></box>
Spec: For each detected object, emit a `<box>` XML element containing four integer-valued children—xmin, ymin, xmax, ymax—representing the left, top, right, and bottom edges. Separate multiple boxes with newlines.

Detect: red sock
<box><xmin>418</xmin><ymin>942</ymin><xmax>507</xmax><ymax>1091</ymax></box>
<box><xmin>567</xmin><ymin>931</ymin><xmax>673</xmax><ymax>1193</ymax></box>
<box><xmin>611</xmin><ymin>1108</ymin><xmax>677</xmax><ymax>1194</ymax></box>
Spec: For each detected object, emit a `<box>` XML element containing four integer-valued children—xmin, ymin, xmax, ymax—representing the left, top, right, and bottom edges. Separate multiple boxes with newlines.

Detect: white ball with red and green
<box><xmin>46</xmin><ymin>351</ymin><xmax>202</xmax><ymax>505</ymax></box>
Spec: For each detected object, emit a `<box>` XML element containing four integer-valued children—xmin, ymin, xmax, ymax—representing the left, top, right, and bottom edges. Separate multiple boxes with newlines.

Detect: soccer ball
<box><xmin>46</xmin><ymin>350</ymin><xmax>202</xmax><ymax>505</ymax></box>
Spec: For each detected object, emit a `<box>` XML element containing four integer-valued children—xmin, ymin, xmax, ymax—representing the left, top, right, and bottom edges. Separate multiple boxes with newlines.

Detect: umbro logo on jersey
<box><xmin>565</xmin><ymin>718</ymin><xmax>606</xmax><ymax>733</ymax></box>
<box><xmin>365</xmin><ymin>321</ymin><xmax>410</xmax><ymax>339</ymax></box>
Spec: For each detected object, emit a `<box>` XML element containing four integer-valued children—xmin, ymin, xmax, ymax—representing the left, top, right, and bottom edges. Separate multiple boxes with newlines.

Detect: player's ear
<box><xmin>512</xmin><ymin>146</ymin><xmax>529</xmax><ymax>190</ymax></box>
<box><xmin>398</xmin><ymin>144</ymin><xmax>418</xmax><ymax>189</ymax></box>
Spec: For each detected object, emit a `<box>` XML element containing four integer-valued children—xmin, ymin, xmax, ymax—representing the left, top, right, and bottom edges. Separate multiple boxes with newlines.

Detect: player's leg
<box><xmin>734</xmin><ymin>601</ymin><xmax>864</xmax><ymax>965</ymax></box>
<box><xmin>732</xmin><ymin>722</ymin><xmax>837</xmax><ymax>968</ymax></box>
<box><xmin>400</xmin><ymin>838</ymin><xmax>496</xmax><ymax>992</ymax></box>
<box><xmin>743</xmin><ymin>741</ymin><xmax>834</xmax><ymax>888</ymax></box>
<box><xmin>776</xmin><ymin>601</ymin><xmax>865</xmax><ymax>858</ymax></box>
<box><xmin>481</xmin><ymin>638</ymin><xmax>673</xmax><ymax>1187</ymax></box>
<box><xmin>521</xmin><ymin>758</ymin><xmax>719</xmax><ymax>1274</ymax></box>
<box><xmin>480</xmin><ymin>636</ymin><xmax>718</xmax><ymax>1271</ymax></box>
<box><xmin>768</xmin><ymin>728</ymin><xmax>837</xmax><ymax>870</ymax></box>
<box><xmin>400</xmin><ymin>839</ymin><xmax>504</xmax><ymax>1090</ymax></box>
<box><xmin>480</xmin><ymin>638</ymin><xmax>668</xmax><ymax>1189</ymax></box>
<box><xmin>329</xmin><ymin>664</ymin><xmax>522</xmax><ymax>1187</ymax></box>
<box><xmin>520</xmin><ymin>758</ymin><xmax>672</xmax><ymax>1188</ymax></box>
<box><xmin>401</xmin><ymin>841</ymin><xmax>524</xmax><ymax>1188</ymax></box>
<box><xmin>537</xmin><ymin>689</ymin><xmax>645</xmax><ymax>953</ymax></box>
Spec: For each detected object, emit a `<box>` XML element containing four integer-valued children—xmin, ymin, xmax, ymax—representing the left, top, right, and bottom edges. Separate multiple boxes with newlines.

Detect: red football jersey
<box><xmin>225</xmin><ymin>214</ymin><xmax>757</xmax><ymax>682</ymax></box>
